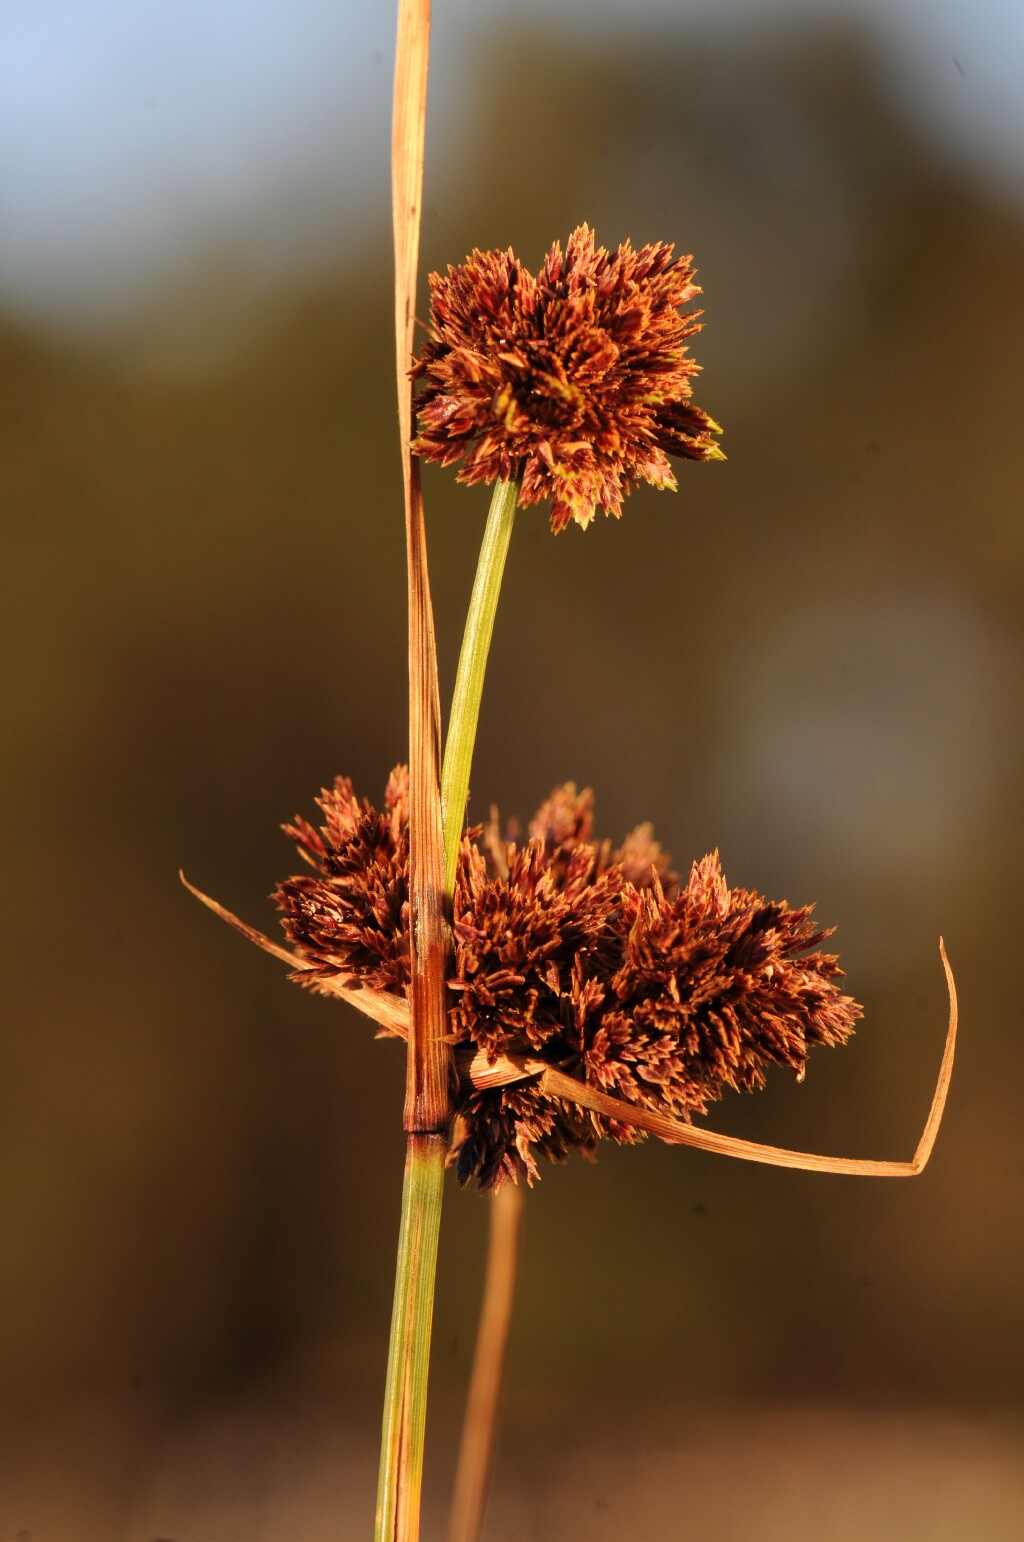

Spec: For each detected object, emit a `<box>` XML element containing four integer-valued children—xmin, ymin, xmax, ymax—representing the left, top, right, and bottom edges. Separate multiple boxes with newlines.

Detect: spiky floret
<box><xmin>412</xmin><ymin>225</ymin><xmax>723</xmax><ymax>532</ymax></box>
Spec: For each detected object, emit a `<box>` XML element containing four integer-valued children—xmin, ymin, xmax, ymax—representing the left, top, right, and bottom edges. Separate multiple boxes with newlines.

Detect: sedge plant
<box><xmin>184</xmin><ymin>1</ymin><xmax>958</xmax><ymax>1538</ymax></box>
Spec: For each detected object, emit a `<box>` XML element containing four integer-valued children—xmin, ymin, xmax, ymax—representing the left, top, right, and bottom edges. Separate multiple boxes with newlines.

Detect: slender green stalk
<box><xmin>376</xmin><ymin>1132</ymin><xmax>448</xmax><ymax>1542</ymax></box>
<box><xmin>378</xmin><ymin>473</ymin><xmax>520</xmax><ymax>1538</ymax></box>
<box><xmin>441</xmin><ymin>475</ymin><xmax>520</xmax><ymax>894</ymax></box>
<box><xmin>438</xmin><ymin>474</ymin><xmax>521</xmax><ymax>1539</ymax></box>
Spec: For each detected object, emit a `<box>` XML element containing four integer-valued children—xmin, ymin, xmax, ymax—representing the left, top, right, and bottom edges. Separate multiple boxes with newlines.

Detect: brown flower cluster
<box><xmin>276</xmin><ymin>772</ymin><xmax>861</xmax><ymax>1190</ymax></box>
<box><xmin>277</xmin><ymin>766</ymin><xmax>411</xmax><ymax>997</ymax></box>
<box><xmin>411</xmin><ymin>225</ymin><xmax>724</xmax><ymax>532</ymax></box>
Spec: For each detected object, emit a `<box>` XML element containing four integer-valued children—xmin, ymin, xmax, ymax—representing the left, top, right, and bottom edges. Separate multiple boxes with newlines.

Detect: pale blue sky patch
<box><xmin>0</xmin><ymin>0</ymin><xmax>1020</xmax><ymax>328</ymax></box>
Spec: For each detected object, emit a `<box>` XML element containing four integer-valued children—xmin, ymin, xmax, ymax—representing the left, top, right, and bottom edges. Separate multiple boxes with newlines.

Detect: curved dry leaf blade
<box><xmin>909</xmin><ymin>936</ymin><xmax>958</xmax><ymax>1171</ymax></box>
<box><xmin>476</xmin><ymin>938</ymin><xmax>958</xmax><ymax>1178</ymax></box>
<box><xmin>179</xmin><ymin>871</ymin><xmax>410</xmax><ymax>1039</ymax></box>
<box><xmin>180</xmin><ymin>868</ymin><xmax>300</xmax><ymax>968</ymax></box>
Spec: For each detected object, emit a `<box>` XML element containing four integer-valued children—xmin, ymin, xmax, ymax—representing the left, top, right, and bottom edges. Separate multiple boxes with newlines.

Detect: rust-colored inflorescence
<box><xmin>276</xmin><ymin>771</ymin><xmax>861</xmax><ymax>1190</ymax></box>
<box><xmin>411</xmin><ymin>224</ymin><xmax>724</xmax><ymax>532</ymax></box>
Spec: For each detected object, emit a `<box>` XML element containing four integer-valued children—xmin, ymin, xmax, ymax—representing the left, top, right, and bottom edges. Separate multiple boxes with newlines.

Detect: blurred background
<box><xmin>2</xmin><ymin>1</ymin><xmax>1022</xmax><ymax>1537</ymax></box>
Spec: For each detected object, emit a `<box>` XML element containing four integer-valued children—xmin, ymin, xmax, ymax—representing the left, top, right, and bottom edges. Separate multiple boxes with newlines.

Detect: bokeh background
<box><xmin>3</xmin><ymin>2</ymin><xmax>1022</xmax><ymax>1537</ymax></box>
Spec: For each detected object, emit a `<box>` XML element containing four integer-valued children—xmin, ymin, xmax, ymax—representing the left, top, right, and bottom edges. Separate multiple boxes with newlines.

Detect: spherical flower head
<box><xmin>411</xmin><ymin>224</ymin><xmax>724</xmax><ymax>532</ymax></box>
<box><xmin>275</xmin><ymin>773</ymin><xmax>861</xmax><ymax>1191</ymax></box>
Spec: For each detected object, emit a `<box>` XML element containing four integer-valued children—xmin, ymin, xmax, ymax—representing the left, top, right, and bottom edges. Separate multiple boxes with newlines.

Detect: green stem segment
<box><xmin>377</xmin><ymin>474</ymin><xmax>520</xmax><ymax>1539</ymax></box>
<box><xmin>376</xmin><ymin>1132</ymin><xmax>448</xmax><ymax>1542</ymax></box>
<box><xmin>441</xmin><ymin>475</ymin><xmax>520</xmax><ymax>896</ymax></box>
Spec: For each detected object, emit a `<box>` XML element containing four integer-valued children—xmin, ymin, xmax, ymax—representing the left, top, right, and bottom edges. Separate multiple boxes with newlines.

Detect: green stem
<box><xmin>441</xmin><ymin>475</ymin><xmax>520</xmax><ymax>895</ymax></box>
<box><xmin>376</xmin><ymin>1132</ymin><xmax>448</xmax><ymax>1542</ymax></box>
<box><xmin>377</xmin><ymin>474</ymin><xmax>519</xmax><ymax>1539</ymax></box>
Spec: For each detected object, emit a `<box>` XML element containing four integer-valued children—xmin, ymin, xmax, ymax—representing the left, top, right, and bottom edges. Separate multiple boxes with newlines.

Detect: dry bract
<box><xmin>275</xmin><ymin>771</ymin><xmax>860</xmax><ymax>1189</ymax></box>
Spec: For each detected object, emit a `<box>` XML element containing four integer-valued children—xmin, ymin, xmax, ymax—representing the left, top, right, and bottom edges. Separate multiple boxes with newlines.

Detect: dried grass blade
<box><xmin>909</xmin><ymin>936</ymin><xmax>958</xmax><ymax>1171</ymax></box>
<box><xmin>179</xmin><ymin>871</ymin><xmax>410</xmax><ymax>1038</ymax></box>
<box><xmin>393</xmin><ymin>0</ymin><xmax>431</xmax><ymax>459</ymax></box>
<box><xmin>392</xmin><ymin>0</ymin><xmax>449</xmax><ymax>1135</ymax></box>
<box><xmin>459</xmin><ymin>939</ymin><xmax>957</xmax><ymax>1178</ymax></box>
<box><xmin>378</xmin><ymin>6</ymin><xmax>448</xmax><ymax>1537</ymax></box>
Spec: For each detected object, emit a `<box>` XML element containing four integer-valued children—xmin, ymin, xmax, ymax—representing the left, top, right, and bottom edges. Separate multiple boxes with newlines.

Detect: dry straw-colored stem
<box><xmin>393</xmin><ymin>0</ymin><xmax>447</xmax><ymax>1139</ymax></box>
<box><xmin>449</xmin><ymin>1183</ymin><xmax>525</xmax><ymax>1542</ymax></box>
<box><xmin>377</xmin><ymin>5</ymin><xmax>448</xmax><ymax>1540</ymax></box>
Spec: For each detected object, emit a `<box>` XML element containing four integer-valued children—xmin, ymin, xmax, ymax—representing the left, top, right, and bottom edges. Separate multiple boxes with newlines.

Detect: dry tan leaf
<box><xmin>392</xmin><ymin>0</ymin><xmax>450</xmax><ymax>1137</ymax></box>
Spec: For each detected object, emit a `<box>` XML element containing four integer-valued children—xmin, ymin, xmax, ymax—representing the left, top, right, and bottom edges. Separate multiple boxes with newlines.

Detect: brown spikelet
<box><xmin>275</xmin><ymin>766</ymin><xmax>411</xmax><ymax>998</ymax></box>
<box><xmin>412</xmin><ymin>225</ymin><xmax>724</xmax><ymax>532</ymax></box>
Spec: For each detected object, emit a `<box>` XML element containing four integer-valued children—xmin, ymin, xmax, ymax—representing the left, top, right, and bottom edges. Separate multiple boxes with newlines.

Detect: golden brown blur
<box><xmin>2</xmin><ymin>12</ymin><xmax>1022</xmax><ymax>1539</ymax></box>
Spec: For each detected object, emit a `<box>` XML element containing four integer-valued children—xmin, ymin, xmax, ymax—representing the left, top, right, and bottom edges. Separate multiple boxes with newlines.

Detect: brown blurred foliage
<box><xmin>2</xmin><ymin>14</ymin><xmax>1022</xmax><ymax>1538</ymax></box>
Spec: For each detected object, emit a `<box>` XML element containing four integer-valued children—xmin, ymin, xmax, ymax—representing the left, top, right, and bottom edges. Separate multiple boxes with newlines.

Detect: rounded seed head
<box><xmin>412</xmin><ymin>225</ymin><xmax>724</xmax><ymax>532</ymax></box>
